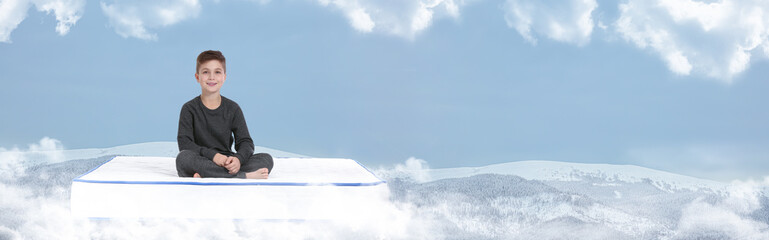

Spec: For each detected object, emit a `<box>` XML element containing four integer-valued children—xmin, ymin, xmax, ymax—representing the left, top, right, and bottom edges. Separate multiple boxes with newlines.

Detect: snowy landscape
<box><xmin>1</xmin><ymin>139</ymin><xmax>768</xmax><ymax>239</ymax></box>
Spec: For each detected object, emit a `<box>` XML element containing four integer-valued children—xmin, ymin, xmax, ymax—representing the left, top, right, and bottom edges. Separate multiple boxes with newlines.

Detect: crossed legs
<box><xmin>176</xmin><ymin>150</ymin><xmax>273</xmax><ymax>179</ymax></box>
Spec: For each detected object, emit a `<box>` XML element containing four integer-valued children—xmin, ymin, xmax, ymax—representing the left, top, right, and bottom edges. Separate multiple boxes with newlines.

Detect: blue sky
<box><xmin>1</xmin><ymin>0</ymin><xmax>768</xmax><ymax>181</ymax></box>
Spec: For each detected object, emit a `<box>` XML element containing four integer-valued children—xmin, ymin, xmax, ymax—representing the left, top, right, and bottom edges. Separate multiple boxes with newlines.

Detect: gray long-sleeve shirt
<box><xmin>177</xmin><ymin>95</ymin><xmax>255</xmax><ymax>164</ymax></box>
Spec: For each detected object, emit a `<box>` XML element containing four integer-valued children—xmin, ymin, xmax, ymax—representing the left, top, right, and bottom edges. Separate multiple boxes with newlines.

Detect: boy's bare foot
<box><xmin>245</xmin><ymin>168</ymin><xmax>269</xmax><ymax>179</ymax></box>
<box><xmin>193</xmin><ymin>173</ymin><xmax>201</xmax><ymax>178</ymax></box>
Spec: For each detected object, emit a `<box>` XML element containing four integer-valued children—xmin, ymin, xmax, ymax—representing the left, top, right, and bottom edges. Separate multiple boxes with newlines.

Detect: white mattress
<box><xmin>71</xmin><ymin>156</ymin><xmax>388</xmax><ymax>220</ymax></box>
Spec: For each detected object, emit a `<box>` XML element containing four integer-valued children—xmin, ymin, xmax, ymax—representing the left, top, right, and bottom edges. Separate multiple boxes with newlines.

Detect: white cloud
<box><xmin>0</xmin><ymin>0</ymin><xmax>85</xmax><ymax>43</ymax></box>
<box><xmin>100</xmin><ymin>0</ymin><xmax>201</xmax><ymax>41</ymax></box>
<box><xmin>317</xmin><ymin>0</ymin><xmax>466</xmax><ymax>39</ymax></box>
<box><xmin>503</xmin><ymin>0</ymin><xmax>597</xmax><ymax>46</ymax></box>
<box><xmin>615</xmin><ymin>0</ymin><xmax>769</xmax><ymax>81</ymax></box>
<box><xmin>666</xmin><ymin>50</ymin><xmax>693</xmax><ymax>75</ymax></box>
<box><xmin>347</xmin><ymin>7</ymin><xmax>375</xmax><ymax>32</ymax></box>
<box><xmin>0</xmin><ymin>0</ymin><xmax>31</xmax><ymax>43</ymax></box>
<box><xmin>373</xmin><ymin>157</ymin><xmax>432</xmax><ymax>183</ymax></box>
<box><xmin>674</xmin><ymin>178</ymin><xmax>769</xmax><ymax>239</ymax></box>
<box><xmin>247</xmin><ymin>0</ymin><xmax>271</xmax><ymax>5</ymax></box>
<box><xmin>0</xmin><ymin>137</ymin><xmax>64</xmax><ymax>181</ymax></box>
<box><xmin>676</xmin><ymin>199</ymin><xmax>769</xmax><ymax>238</ymax></box>
<box><xmin>33</xmin><ymin>0</ymin><xmax>85</xmax><ymax>35</ymax></box>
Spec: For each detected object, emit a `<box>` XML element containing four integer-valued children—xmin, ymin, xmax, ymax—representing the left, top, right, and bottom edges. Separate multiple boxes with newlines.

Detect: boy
<box><xmin>176</xmin><ymin>50</ymin><xmax>273</xmax><ymax>179</ymax></box>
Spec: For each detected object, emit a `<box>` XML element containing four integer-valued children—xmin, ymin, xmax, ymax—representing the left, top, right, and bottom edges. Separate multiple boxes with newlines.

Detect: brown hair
<box><xmin>196</xmin><ymin>50</ymin><xmax>226</xmax><ymax>73</ymax></box>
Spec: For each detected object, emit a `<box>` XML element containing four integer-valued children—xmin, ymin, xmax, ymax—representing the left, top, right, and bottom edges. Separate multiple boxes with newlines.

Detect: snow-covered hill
<box><xmin>8</xmin><ymin>141</ymin><xmax>728</xmax><ymax>191</ymax></box>
<box><xmin>386</xmin><ymin>162</ymin><xmax>769</xmax><ymax>239</ymax></box>
<box><xmin>12</xmin><ymin>141</ymin><xmax>738</xmax><ymax>196</ymax></box>
<box><xmin>426</xmin><ymin>160</ymin><xmax>729</xmax><ymax>193</ymax></box>
<box><xmin>1</xmin><ymin>141</ymin><xmax>767</xmax><ymax>239</ymax></box>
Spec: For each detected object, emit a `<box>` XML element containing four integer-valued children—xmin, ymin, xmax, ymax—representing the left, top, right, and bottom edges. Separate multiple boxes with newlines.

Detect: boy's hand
<box><xmin>224</xmin><ymin>156</ymin><xmax>241</xmax><ymax>174</ymax></box>
<box><xmin>213</xmin><ymin>153</ymin><xmax>228</xmax><ymax>167</ymax></box>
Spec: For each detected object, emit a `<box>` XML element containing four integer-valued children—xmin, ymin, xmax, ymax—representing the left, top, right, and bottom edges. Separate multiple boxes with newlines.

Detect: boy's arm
<box><xmin>177</xmin><ymin>104</ymin><xmax>219</xmax><ymax>160</ymax></box>
<box><xmin>232</xmin><ymin>104</ymin><xmax>255</xmax><ymax>164</ymax></box>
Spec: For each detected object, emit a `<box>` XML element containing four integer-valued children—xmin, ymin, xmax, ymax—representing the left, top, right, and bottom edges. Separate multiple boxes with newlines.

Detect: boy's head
<box><xmin>196</xmin><ymin>50</ymin><xmax>226</xmax><ymax>74</ymax></box>
<box><xmin>195</xmin><ymin>50</ymin><xmax>227</xmax><ymax>95</ymax></box>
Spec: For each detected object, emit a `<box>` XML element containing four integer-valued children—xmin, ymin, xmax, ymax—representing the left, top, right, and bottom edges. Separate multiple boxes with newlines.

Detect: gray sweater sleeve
<box><xmin>177</xmin><ymin>103</ymin><xmax>219</xmax><ymax>160</ymax></box>
<box><xmin>231</xmin><ymin>103</ymin><xmax>255</xmax><ymax>164</ymax></box>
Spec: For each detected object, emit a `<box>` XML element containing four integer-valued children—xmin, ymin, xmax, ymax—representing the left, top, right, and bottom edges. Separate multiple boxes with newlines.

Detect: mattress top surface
<box><xmin>73</xmin><ymin>156</ymin><xmax>385</xmax><ymax>186</ymax></box>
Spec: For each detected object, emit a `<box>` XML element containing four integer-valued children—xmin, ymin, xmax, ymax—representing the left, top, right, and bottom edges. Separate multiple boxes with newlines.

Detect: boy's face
<box><xmin>195</xmin><ymin>60</ymin><xmax>226</xmax><ymax>94</ymax></box>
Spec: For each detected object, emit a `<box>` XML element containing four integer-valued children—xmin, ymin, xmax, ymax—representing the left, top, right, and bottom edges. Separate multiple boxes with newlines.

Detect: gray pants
<box><xmin>176</xmin><ymin>150</ymin><xmax>274</xmax><ymax>178</ymax></box>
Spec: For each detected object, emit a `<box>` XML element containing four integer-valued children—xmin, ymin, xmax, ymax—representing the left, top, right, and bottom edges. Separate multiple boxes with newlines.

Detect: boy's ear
<box><xmin>195</xmin><ymin>73</ymin><xmax>199</xmax><ymax>82</ymax></box>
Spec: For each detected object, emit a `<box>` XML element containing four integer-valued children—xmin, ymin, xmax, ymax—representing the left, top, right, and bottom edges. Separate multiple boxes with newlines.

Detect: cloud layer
<box><xmin>674</xmin><ymin>178</ymin><xmax>769</xmax><ymax>239</ymax></box>
<box><xmin>1</xmin><ymin>0</ymin><xmax>768</xmax><ymax>80</ymax></box>
<box><xmin>0</xmin><ymin>136</ymin><xmax>63</xmax><ymax>181</ymax></box>
<box><xmin>503</xmin><ymin>0</ymin><xmax>597</xmax><ymax>46</ymax></box>
<box><xmin>0</xmin><ymin>0</ymin><xmax>85</xmax><ymax>42</ymax></box>
<box><xmin>100</xmin><ymin>0</ymin><xmax>201</xmax><ymax>41</ymax></box>
<box><xmin>317</xmin><ymin>0</ymin><xmax>465</xmax><ymax>39</ymax></box>
<box><xmin>615</xmin><ymin>0</ymin><xmax>769</xmax><ymax>81</ymax></box>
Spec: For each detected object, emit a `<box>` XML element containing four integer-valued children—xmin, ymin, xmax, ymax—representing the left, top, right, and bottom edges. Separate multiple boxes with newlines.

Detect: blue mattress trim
<box><xmin>73</xmin><ymin>155</ymin><xmax>118</xmax><ymax>180</ymax></box>
<box><xmin>72</xmin><ymin>179</ymin><xmax>385</xmax><ymax>186</ymax></box>
<box><xmin>72</xmin><ymin>156</ymin><xmax>386</xmax><ymax>187</ymax></box>
<box><xmin>85</xmin><ymin>217</ymin><xmax>323</xmax><ymax>222</ymax></box>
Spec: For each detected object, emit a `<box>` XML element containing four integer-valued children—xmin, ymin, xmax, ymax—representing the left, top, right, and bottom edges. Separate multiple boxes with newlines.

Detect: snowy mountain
<box><xmin>426</xmin><ymin>160</ymin><xmax>730</xmax><ymax>193</ymax></box>
<box><xmin>10</xmin><ymin>141</ymin><xmax>727</xmax><ymax>190</ymax></box>
<box><xmin>2</xmin><ymin>141</ymin><xmax>767</xmax><ymax>239</ymax></box>
<box><xmin>387</xmin><ymin>164</ymin><xmax>768</xmax><ymax>239</ymax></box>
